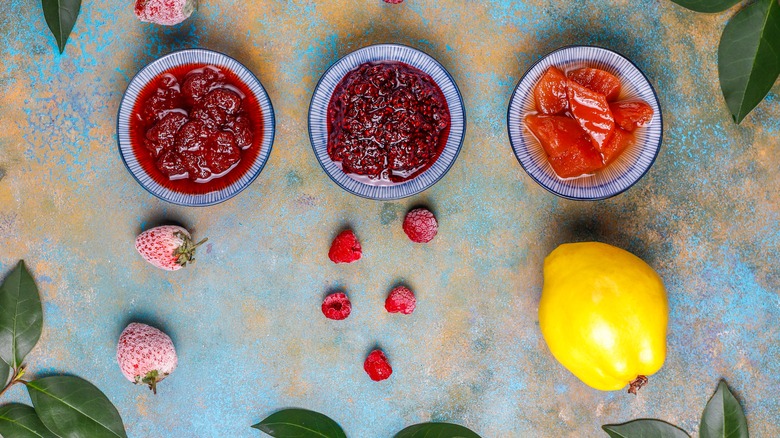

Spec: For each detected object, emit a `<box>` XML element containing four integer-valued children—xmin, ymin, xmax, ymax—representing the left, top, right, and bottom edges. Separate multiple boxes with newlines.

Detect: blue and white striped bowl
<box><xmin>508</xmin><ymin>46</ymin><xmax>663</xmax><ymax>200</ymax></box>
<box><xmin>117</xmin><ymin>49</ymin><xmax>275</xmax><ymax>206</ymax></box>
<box><xmin>309</xmin><ymin>44</ymin><xmax>466</xmax><ymax>200</ymax></box>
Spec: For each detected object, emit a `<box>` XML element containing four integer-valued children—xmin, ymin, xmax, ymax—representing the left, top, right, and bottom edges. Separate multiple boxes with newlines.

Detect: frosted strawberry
<box><xmin>117</xmin><ymin>323</ymin><xmax>177</xmax><ymax>394</ymax></box>
<box><xmin>135</xmin><ymin>225</ymin><xmax>207</xmax><ymax>271</ymax></box>
<box><xmin>134</xmin><ymin>0</ymin><xmax>197</xmax><ymax>26</ymax></box>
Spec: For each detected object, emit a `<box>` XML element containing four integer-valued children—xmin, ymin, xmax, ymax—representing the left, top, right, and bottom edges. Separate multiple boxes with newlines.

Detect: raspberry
<box><xmin>322</xmin><ymin>293</ymin><xmax>351</xmax><ymax>320</ymax></box>
<box><xmin>385</xmin><ymin>286</ymin><xmax>416</xmax><ymax>314</ymax></box>
<box><xmin>403</xmin><ymin>208</ymin><xmax>438</xmax><ymax>243</ymax></box>
<box><xmin>364</xmin><ymin>349</ymin><xmax>392</xmax><ymax>381</ymax></box>
<box><xmin>328</xmin><ymin>230</ymin><xmax>362</xmax><ymax>263</ymax></box>
<box><xmin>384</xmin><ymin>0</ymin><xmax>404</xmax><ymax>3</ymax></box>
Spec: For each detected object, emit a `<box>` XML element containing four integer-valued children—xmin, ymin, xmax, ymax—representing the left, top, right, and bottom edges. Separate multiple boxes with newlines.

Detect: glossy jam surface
<box><xmin>130</xmin><ymin>63</ymin><xmax>263</xmax><ymax>194</ymax></box>
<box><xmin>327</xmin><ymin>61</ymin><xmax>450</xmax><ymax>183</ymax></box>
<box><xmin>525</xmin><ymin>65</ymin><xmax>653</xmax><ymax>179</ymax></box>
<box><xmin>525</xmin><ymin>114</ymin><xmax>604</xmax><ymax>179</ymax></box>
<box><xmin>566</xmin><ymin>80</ymin><xmax>615</xmax><ymax>150</ymax></box>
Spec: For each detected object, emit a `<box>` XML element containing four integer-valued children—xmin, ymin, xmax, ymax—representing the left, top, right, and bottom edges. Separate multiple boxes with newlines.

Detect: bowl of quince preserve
<box><xmin>117</xmin><ymin>49</ymin><xmax>275</xmax><ymax>206</ymax></box>
<box><xmin>309</xmin><ymin>44</ymin><xmax>466</xmax><ymax>200</ymax></box>
<box><xmin>508</xmin><ymin>45</ymin><xmax>662</xmax><ymax>200</ymax></box>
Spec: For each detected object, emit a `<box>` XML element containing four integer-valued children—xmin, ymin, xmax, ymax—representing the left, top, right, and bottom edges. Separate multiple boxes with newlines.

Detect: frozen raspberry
<box><xmin>322</xmin><ymin>293</ymin><xmax>352</xmax><ymax>320</ymax></box>
<box><xmin>364</xmin><ymin>349</ymin><xmax>392</xmax><ymax>381</ymax></box>
<box><xmin>403</xmin><ymin>208</ymin><xmax>438</xmax><ymax>243</ymax></box>
<box><xmin>135</xmin><ymin>0</ymin><xmax>197</xmax><ymax>26</ymax></box>
<box><xmin>384</xmin><ymin>0</ymin><xmax>404</xmax><ymax>3</ymax></box>
<box><xmin>328</xmin><ymin>230</ymin><xmax>362</xmax><ymax>264</ymax></box>
<box><xmin>385</xmin><ymin>286</ymin><xmax>416</xmax><ymax>314</ymax></box>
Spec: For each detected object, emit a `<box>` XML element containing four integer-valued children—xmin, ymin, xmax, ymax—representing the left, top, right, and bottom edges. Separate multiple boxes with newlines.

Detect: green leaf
<box><xmin>0</xmin><ymin>359</ymin><xmax>9</xmax><ymax>387</ymax></box>
<box><xmin>718</xmin><ymin>0</ymin><xmax>780</xmax><ymax>123</ymax></box>
<box><xmin>41</xmin><ymin>0</ymin><xmax>82</xmax><ymax>53</ymax></box>
<box><xmin>602</xmin><ymin>419</ymin><xmax>689</xmax><ymax>438</ymax></box>
<box><xmin>0</xmin><ymin>261</ymin><xmax>43</xmax><ymax>369</ymax></box>
<box><xmin>394</xmin><ymin>422</ymin><xmax>482</xmax><ymax>438</ymax></box>
<box><xmin>700</xmin><ymin>380</ymin><xmax>749</xmax><ymax>438</ymax></box>
<box><xmin>0</xmin><ymin>404</ymin><xmax>57</xmax><ymax>438</ymax></box>
<box><xmin>251</xmin><ymin>408</ymin><xmax>346</xmax><ymax>438</ymax></box>
<box><xmin>26</xmin><ymin>376</ymin><xmax>127</xmax><ymax>438</ymax></box>
<box><xmin>668</xmin><ymin>0</ymin><xmax>741</xmax><ymax>13</ymax></box>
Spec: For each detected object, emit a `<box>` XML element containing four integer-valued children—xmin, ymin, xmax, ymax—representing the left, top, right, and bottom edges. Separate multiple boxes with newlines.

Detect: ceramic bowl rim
<box><xmin>116</xmin><ymin>47</ymin><xmax>276</xmax><ymax>207</ymax></box>
<box><xmin>506</xmin><ymin>44</ymin><xmax>664</xmax><ymax>201</ymax></box>
<box><xmin>307</xmin><ymin>43</ymin><xmax>466</xmax><ymax>200</ymax></box>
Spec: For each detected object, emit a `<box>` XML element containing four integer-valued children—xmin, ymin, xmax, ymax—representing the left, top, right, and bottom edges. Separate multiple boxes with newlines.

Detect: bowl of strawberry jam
<box><xmin>117</xmin><ymin>49</ymin><xmax>275</xmax><ymax>206</ymax></box>
<box><xmin>508</xmin><ymin>46</ymin><xmax>662</xmax><ymax>200</ymax></box>
<box><xmin>309</xmin><ymin>44</ymin><xmax>465</xmax><ymax>200</ymax></box>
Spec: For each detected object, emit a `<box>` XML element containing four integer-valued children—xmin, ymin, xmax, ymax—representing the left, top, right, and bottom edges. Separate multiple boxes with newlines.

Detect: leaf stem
<box><xmin>0</xmin><ymin>366</ymin><xmax>29</xmax><ymax>398</ymax></box>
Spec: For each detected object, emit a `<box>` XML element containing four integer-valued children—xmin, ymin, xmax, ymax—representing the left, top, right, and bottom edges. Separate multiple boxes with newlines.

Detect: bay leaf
<box><xmin>0</xmin><ymin>358</ymin><xmax>9</xmax><ymax>387</ymax></box>
<box><xmin>0</xmin><ymin>403</ymin><xmax>56</xmax><ymax>438</ymax></box>
<box><xmin>41</xmin><ymin>0</ymin><xmax>82</xmax><ymax>53</ymax></box>
<box><xmin>26</xmin><ymin>376</ymin><xmax>127</xmax><ymax>438</ymax></box>
<box><xmin>700</xmin><ymin>380</ymin><xmax>749</xmax><ymax>438</ymax></box>
<box><xmin>602</xmin><ymin>419</ymin><xmax>689</xmax><ymax>438</ymax></box>
<box><xmin>718</xmin><ymin>0</ymin><xmax>780</xmax><ymax>123</ymax></box>
<box><xmin>394</xmin><ymin>422</ymin><xmax>482</xmax><ymax>438</ymax></box>
<box><xmin>252</xmin><ymin>408</ymin><xmax>346</xmax><ymax>438</ymax></box>
<box><xmin>669</xmin><ymin>0</ymin><xmax>741</xmax><ymax>13</ymax></box>
<box><xmin>0</xmin><ymin>261</ymin><xmax>43</xmax><ymax>369</ymax></box>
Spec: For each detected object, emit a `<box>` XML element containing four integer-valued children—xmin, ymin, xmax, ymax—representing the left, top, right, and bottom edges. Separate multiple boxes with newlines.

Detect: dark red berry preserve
<box><xmin>327</xmin><ymin>61</ymin><xmax>450</xmax><ymax>183</ymax></box>
<box><xmin>130</xmin><ymin>63</ymin><xmax>264</xmax><ymax>194</ymax></box>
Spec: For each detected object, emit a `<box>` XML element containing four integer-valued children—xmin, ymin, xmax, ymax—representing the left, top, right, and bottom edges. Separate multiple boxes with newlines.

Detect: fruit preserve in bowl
<box><xmin>508</xmin><ymin>46</ymin><xmax>662</xmax><ymax>200</ymax></box>
<box><xmin>117</xmin><ymin>49</ymin><xmax>275</xmax><ymax>206</ymax></box>
<box><xmin>309</xmin><ymin>44</ymin><xmax>466</xmax><ymax>200</ymax></box>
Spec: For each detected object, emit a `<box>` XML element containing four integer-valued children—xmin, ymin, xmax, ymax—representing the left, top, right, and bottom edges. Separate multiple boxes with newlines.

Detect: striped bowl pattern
<box><xmin>117</xmin><ymin>49</ymin><xmax>275</xmax><ymax>206</ymax></box>
<box><xmin>309</xmin><ymin>44</ymin><xmax>466</xmax><ymax>200</ymax></box>
<box><xmin>507</xmin><ymin>46</ymin><xmax>663</xmax><ymax>200</ymax></box>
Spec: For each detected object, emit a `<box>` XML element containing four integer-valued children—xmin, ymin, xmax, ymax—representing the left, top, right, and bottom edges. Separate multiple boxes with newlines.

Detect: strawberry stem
<box><xmin>173</xmin><ymin>232</ymin><xmax>208</xmax><ymax>268</ymax></box>
<box><xmin>141</xmin><ymin>370</ymin><xmax>160</xmax><ymax>395</ymax></box>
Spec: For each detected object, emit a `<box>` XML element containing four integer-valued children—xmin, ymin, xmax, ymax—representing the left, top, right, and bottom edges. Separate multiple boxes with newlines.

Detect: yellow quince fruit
<box><xmin>539</xmin><ymin>242</ymin><xmax>668</xmax><ymax>393</ymax></box>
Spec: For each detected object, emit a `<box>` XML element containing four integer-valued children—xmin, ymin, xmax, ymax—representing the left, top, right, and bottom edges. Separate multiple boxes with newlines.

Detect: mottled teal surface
<box><xmin>0</xmin><ymin>0</ymin><xmax>778</xmax><ymax>437</ymax></box>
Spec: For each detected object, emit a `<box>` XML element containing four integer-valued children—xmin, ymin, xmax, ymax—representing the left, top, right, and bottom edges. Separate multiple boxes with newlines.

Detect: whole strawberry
<box><xmin>135</xmin><ymin>225</ymin><xmax>207</xmax><ymax>271</ymax></box>
<box><xmin>135</xmin><ymin>0</ymin><xmax>197</xmax><ymax>26</ymax></box>
<box><xmin>117</xmin><ymin>323</ymin><xmax>177</xmax><ymax>394</ymax></box>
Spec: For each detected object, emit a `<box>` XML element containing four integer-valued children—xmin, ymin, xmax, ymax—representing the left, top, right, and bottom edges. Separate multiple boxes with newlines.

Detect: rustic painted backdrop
<box><xmin>1</xmin><ymin>1</ymin><xmax>778</xmax><ymax>437</ymax></box>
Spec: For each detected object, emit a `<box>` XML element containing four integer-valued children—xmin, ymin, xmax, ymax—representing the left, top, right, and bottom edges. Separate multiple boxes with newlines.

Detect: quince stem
<box><xmin>628</xmin><ymin>375</ymin><xmax>648</xmax><ymax>395</ymax></box>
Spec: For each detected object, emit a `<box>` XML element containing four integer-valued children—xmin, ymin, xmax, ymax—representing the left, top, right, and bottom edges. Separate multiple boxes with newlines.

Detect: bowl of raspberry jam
<box><xmin>309</xmin><ymin>44</ymin><xmax>466</xmax><ymax>200</ymax></box>
<box><xmin>508</xmin><ymin>46</ymin><xmax>662</xmax><ymax>200</ymax></box>
<box><xmin>117</xmin><ymin>49</ymin><xmax>275</xmax><ymax>206</ymax></box>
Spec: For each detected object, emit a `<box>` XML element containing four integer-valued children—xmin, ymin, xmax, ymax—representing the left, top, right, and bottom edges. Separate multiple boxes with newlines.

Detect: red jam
<box><xmin>130</xmin><ymin>63</ymin><xmax>263</xmax><ymax>194</ymax></box>
<box><xmin>327</xmin><ymin>62</ymin><xmax>450</xmax><ymax>183</ymax></box>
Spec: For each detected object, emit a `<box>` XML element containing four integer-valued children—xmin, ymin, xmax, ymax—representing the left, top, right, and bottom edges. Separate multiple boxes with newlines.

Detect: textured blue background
<box><xmin>0</xmin><ymin>0</ymin><xmax>778</xmax><ymax>437</ymax></box>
